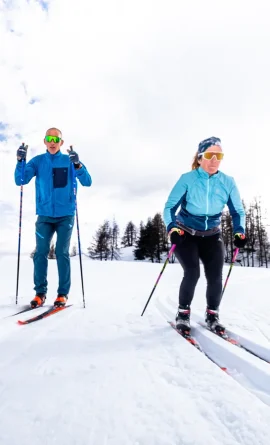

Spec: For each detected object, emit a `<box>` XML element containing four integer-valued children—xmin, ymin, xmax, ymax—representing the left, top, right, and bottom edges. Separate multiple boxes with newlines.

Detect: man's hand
<box><xmin>67</xmin><ymin>146</ymin><xmax>81</xmax><ymax>169</ymax></box>
<box><xmin>17</xmin><ymin>143</ymin><xmax>28</xmax><ymax>162</ymax></box>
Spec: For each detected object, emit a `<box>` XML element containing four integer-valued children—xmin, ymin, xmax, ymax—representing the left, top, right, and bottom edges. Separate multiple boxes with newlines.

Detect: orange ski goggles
<box><xmin>199</xmin><ymin>152</ymin><xmax>224</xmax><ymax>161</ymax></box>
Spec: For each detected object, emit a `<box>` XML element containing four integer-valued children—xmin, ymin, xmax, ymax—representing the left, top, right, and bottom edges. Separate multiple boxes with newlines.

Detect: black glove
<box><xmin>68</xmin><ymin>147</ymin><xmax>81</xmax><ymax>168</ymax></box>
<box><xmin>17</xmin><ymin>143</ymin><xmax>28</xmax><ymax>162</ymax></box>
<box><xmin>234</xmin><ymin>233</ymin><xmax>247</xmax><ymax>248</ymax></box>
<box><xmin>169</xmin><ymin>228</ymin><xmax>185</xmax><ymax>248</ymax></box>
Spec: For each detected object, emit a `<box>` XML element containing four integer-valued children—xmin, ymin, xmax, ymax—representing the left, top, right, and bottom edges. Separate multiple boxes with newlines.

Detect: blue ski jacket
<box><xmin>163</xmin><ymin>167</ymin><xmax>245</xmax><ymax>234</ymax></box>
<box><xmin>14</xmin><ymin>150</ymin><xmax>92</xmax><ymax>217</ymax></box>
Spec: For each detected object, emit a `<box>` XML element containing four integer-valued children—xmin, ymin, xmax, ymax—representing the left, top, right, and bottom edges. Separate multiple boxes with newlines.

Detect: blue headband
<box><xmin>198</xmin><ymin>137</ymin><xmax>222</xmax><ymax>155</ymax></box>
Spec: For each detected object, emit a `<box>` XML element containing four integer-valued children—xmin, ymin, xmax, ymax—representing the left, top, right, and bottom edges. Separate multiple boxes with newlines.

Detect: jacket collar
<box><xmin>197</xmin><ymin>166</ymin><xmax>220</xmax><ymax>179</ymax></box>
<box><xmin>45</xmin><ymin>150</ymin><xmax>62</xmax><ymax>159</ymax></box>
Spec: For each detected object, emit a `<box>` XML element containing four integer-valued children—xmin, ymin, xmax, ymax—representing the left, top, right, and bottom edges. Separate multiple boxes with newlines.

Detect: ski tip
<box><xmin>221</xmin><ymin>367</ymin><xmax>228</xmax><ymax>373</ymax></box>
<box><xmin>17</xmin><ymin>320</ymin><xmax>27</xmax><ymax>325</ymax></box>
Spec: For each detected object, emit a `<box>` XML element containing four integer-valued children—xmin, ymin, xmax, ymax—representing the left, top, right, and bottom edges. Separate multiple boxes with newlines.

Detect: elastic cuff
<box><xmin>168</xmin><ymin>228</ymin><xmax>184</xmax><ymax>236</ymax></box>
<box><xmin>167</xmin><ymin>222</ymin><xmax>177</xmax><ymax>233</ymax></box>
<box><xmin>75</xmin><ymin>164</ymin><xmax>85</xmax><ymax>174</ymax></box>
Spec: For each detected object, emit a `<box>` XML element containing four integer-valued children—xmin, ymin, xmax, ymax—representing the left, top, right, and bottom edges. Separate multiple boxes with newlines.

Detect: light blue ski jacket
<box><xmin>163</xmin><ymin>167</ymin><xmax>245</xmax><ymax>234</ymax></box>
<box><xmin>14</xmin><ymin>150</ymin><xmax>92</xmax><ymax>217</ymax></box>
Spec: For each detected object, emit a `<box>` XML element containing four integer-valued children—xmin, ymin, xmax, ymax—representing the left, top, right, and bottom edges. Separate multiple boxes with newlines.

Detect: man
<box><xmin>14</xmin><ymin>128</ymin><xmax>92</xmax><ymax>308</ymax></box>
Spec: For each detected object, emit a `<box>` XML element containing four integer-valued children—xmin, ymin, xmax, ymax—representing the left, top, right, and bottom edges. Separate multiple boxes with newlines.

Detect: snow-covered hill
<box><xmin>0</xmin><ymin>254</ymin><xmax>269</xmax><ymax>445</ymax></box>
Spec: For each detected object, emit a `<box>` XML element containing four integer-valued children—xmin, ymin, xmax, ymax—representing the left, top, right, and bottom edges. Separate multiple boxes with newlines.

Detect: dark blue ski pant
<box><xmin>33</xmin><ymin>216</ymin><xmax>74</xmax><ymax>295</ymax></box>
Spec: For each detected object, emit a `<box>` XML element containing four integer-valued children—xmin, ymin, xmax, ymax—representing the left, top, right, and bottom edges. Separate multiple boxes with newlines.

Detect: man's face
<box><xmin>44</xmin><ymin>129</ymin><xmax>63</xmax><ymax>154</ymax></box>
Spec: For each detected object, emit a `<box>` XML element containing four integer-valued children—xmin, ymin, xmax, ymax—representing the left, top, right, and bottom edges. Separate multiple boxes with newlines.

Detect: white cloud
<box><xmin>0</xmin><ymin>0</ymin><xmax>270</xmax><ymax>253</ymax></box>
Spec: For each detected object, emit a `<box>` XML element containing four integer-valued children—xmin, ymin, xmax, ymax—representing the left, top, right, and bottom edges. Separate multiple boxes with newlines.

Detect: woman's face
<box><xmin>198</xmin><ymin>145</ymin><xmax>224</xmax><ymax>175</ymax></box>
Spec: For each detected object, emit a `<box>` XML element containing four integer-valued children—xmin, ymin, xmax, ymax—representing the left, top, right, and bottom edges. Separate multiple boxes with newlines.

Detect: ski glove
<box><xmin>67</xmin><ymin>147</ymin><xmax>81</xmax><ymax>169</ymax></box>
<box><xmin>234</xmin><ymin>233</ymin><xmax>247</xmax><ymax>248</ymax></box>
<box><xmin>169</xmin><ymin>227</ymin><xmax>185</xmax><ymax>248</ymax></box>
<box><xmin>17</xmin><ymin>143</ymin><xmax>28</xmax><ymax>162</ymax></box>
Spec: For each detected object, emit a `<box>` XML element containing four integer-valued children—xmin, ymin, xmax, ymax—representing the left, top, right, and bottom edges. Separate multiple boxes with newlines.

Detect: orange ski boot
<box><xmin>54</xmin><ymin>295</ymin><xmax>68</xmax><ymax>307</ymax></box>
<box><xmin>30</xmin><ymin>294</ymin><xmax>46</xmax><ymax>308</ymax></box>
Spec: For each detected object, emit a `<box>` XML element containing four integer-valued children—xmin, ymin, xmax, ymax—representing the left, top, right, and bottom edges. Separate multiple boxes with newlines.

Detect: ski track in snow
<box><xmin>244</xmin><ymin>311</ymin><xmax>270</xmax><ymax>343</ymax></box>
<box><xmin>0</xmin><ymin>256</ymin><xmax>269</xmax><ymax>445</ymax></box>
<box><xmin>158</xmin><ymin>294</ymin><xmax>270</xmax><ymax>406</ymax></box>
<box><xmin>0</xmin><ymin>309</ymin><xmax>268</xmax><ymax>445</ymax></box>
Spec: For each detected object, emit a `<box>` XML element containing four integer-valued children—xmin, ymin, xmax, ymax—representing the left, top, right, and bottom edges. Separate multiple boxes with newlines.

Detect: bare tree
<box><xmin>152</xmin><ymin>212</ymin><xmax>168</xmax><ymax>262</ymax></box>
<box><xmin>222</xmin><ymin>198</ymin><xmax>269</xmax><ymax>268</ymax></box>
<box><xmin>88</xmin><ymin>219</ymin><xmax>121</xmax><ymax>261</ymax></box>
<box><xmin>70</xmin><ymin>244</ymin><xmax>77</xmax><ymax>257</ymax></box>
<box><xmin>221</xmin><ymin>210</ymin><xmax>233</xmax><ymax>262</ymax></box>
<box><xmin>254</xmin><ymin>198</ymin><xmax>269</xmax><ymax>268</ymax></box>
<box><xmin>121</xmin><ymin>221</ymin><xmax>137</xmax><ymax>247</ymax></box>
<box><xmin>88</xmin><ymin>220</ymin><xmax>111</xmax><ymax>260</ymax></box>
<box><xmin>110</xmin><ymin>219</ymin><xmax>121</xmax><ymax>260</ymax></box>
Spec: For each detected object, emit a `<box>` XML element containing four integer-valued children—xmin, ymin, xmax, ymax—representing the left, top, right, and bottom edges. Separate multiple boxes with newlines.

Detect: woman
<box><xmin>163</xmin><ymin>137</ymin><xmax>247</xmax><ymax>334</ymax></box>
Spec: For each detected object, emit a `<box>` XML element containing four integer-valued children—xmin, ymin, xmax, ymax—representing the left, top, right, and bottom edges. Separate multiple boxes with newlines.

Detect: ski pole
<box><xmin>141</xmin><ymin>244</ymin><xmax>176</xmax><ymax>316</ymax></box>
<box><xmin>70</xmin><ymin>146</ymin><xmax>86</xmax><ymax>308</ymax></box>
<box><xmin>221</xmin><ymin>247</ymin><xmax>239</xmax><ymax>297</ymax></box>
<box><xmin>16</xmin><ymin>143</ymin><xmax>28</xmax><ymax>304</ymax></box>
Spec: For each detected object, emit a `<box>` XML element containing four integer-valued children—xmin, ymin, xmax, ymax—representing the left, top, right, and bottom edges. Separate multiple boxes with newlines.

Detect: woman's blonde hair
<box><xmin>191</xmin><ymin>151</ymin><xmax>201</xmax><ymax>170</ymax></box>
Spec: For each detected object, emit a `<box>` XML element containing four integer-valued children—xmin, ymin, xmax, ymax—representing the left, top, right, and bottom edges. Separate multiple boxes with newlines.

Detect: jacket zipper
<box><xmin>51</xmin><ymin>158</ymin><xmax>55</xmax><ymax>216</ymax></box>
<box><xmin>205</xmin><ymin>177</ymin><xmax>210</xmax><ymax>230</ymax></box>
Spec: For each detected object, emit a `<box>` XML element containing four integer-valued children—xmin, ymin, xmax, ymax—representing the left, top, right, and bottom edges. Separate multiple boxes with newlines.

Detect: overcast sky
<box><xmin>0</xmin><ymin>0</ymin><xmax>270</xmax><ymax>253</ymax></box>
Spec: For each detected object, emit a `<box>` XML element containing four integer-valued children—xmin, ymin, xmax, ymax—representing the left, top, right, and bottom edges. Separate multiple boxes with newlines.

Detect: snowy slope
<box><xmin>0</xmin><ymin>255</ymin><xmax>270</xmax><ymax>445</ymax></box>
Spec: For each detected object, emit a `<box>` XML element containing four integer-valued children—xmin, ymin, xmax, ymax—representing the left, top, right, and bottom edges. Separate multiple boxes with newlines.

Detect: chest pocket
<box><xmin>53</xmin><ymin>167</ymin><xmax>68</xmax><ymax>188</ymax></box>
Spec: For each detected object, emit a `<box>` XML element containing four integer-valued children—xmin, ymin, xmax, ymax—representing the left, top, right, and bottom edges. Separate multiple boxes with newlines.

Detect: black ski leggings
<box><xmin>174</xmin><ymin>232</ymin><xmax>225</xmax><ymax>309</ymax></box>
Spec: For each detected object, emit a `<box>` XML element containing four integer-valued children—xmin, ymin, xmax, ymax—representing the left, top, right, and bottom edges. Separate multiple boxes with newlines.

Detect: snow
<box><xmin>119</xmin><ymin>245</ymin><xmax>136</xmax><ymax>261</ymax></box>
<box><xmin>0</xmin><ymin>255</ymin><xmax>270</xmax><ymax>445</ymax></box>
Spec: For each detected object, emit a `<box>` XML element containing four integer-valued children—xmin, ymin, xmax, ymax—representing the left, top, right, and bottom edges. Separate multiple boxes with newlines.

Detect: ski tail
<box><xmin>168</xmin><ymin>321</ymin><xmax>228</xmax><ymax>372</ymax></box>
<box><xmin>18</xmin><ymin>304</ymin><xmax>73</xmax><ymax>325</ymax></box>
<box><xmin>5</xmin><ymin>304</ymin><xmax>46</xmax><ymax>319</ymax></box>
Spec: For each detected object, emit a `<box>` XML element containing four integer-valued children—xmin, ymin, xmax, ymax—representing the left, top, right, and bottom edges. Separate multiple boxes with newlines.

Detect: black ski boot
<box><xmin>176</xmin><ymin>305</ymin><xmax>191</xmax><ymax>332</ymax></box>
<box><xmin>205</xmin><ymin>308</ymin><xmax>225</xmax><ymax>334</ymax></box>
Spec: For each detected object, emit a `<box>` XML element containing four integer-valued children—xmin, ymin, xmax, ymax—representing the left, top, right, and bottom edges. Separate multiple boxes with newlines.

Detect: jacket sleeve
<box><xmin>75</xmin><ymin>164</ymin><xmax>92</xmax><ymax>187</ymax></box>
<box><xmin>163</xmin><ymin>175</ymin><xmax>188</xmax><ymax>232</ymax></box>
<box><xmin>14</xmin><ymin>159</ymin><xmax>37</xmax><ymax>185</ymax></box>
<box><xmin>227</xmin><ymin>178</ymin><xmax>246</xmax><ymax>234</ymax></box>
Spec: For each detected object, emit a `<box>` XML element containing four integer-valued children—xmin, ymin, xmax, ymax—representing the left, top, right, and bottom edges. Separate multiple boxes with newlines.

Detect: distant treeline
<box><xmin>30</xmin><ymin>198</ymin><xmax>269</xmax><ymax>268</ymax></box>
